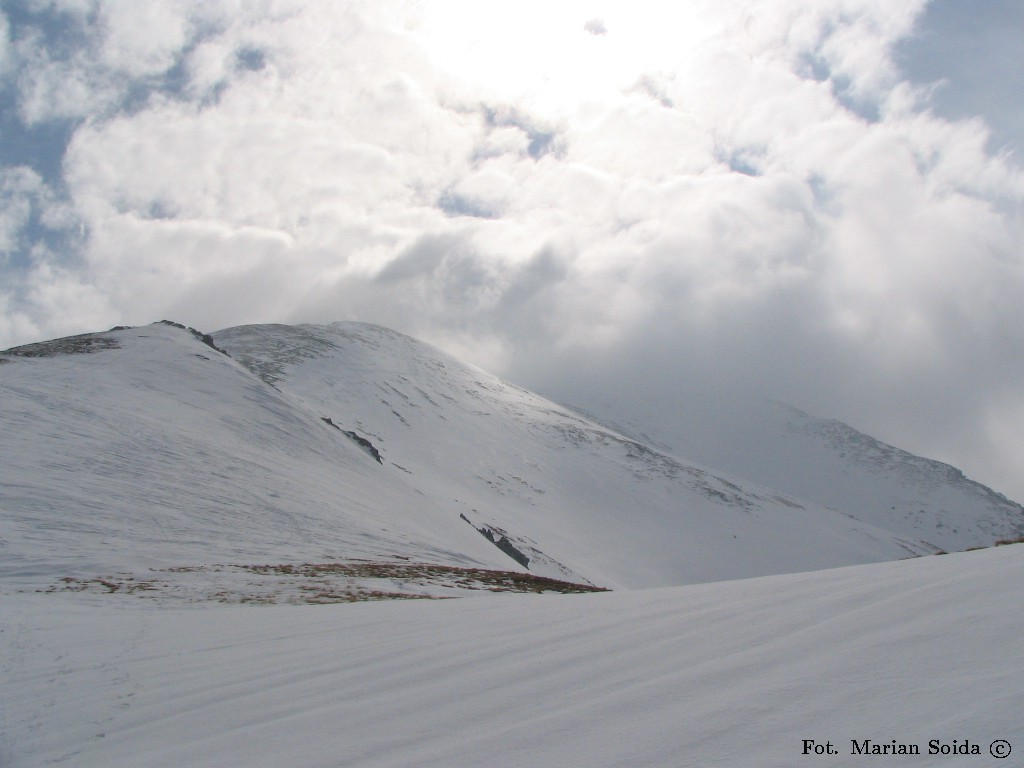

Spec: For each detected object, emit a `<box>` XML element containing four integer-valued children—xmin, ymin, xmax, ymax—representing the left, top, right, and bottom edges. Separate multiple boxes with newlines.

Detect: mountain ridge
<box><xmin>2</xmin><ymin>319</ymin><xmax>1021</xmax><ymax>599</ymax></box>
<box><xmin>570</xmin><ymin>389</ymin><xmax>1024</xmax><ymax>553</ymax></box>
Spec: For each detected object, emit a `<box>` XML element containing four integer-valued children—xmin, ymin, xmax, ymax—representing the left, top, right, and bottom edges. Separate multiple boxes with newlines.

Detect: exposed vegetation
<box><xmin>43</xmin><ymin>561</ymin><xmax>608</xmax><ymax>605</ymax></box>
<box><xmin>995</xmin><ymin>535</ymin><xmax>1024</xmax><ymax>547</ymax></box>
<box><xmin>928</xmin><ymin>536</ymin><xmax>1024</xmax><ymax>557</ymax></box>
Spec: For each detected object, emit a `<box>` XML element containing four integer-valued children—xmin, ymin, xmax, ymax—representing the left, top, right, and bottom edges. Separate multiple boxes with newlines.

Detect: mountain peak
<box><xmin>3</xmin><ymin>320</ymin><xmax>1021</xmax><ymax>600</ymax></box>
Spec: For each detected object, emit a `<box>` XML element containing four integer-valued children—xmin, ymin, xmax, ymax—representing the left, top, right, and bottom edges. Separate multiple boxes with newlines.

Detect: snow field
<box><xmin>3</xmin><ymin>544</ymin><xmax>1021</xmax><ymax>767</ymax></box>
<box><xmin>4</xmin><ymin>320</ymin><xmax>1023</xmax><ymax>767</ymax></box>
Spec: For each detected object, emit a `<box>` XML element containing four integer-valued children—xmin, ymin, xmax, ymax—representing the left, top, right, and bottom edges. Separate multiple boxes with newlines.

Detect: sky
<box><xmin>1</xmin><ymin>0</ymin><xmax>1023</xmax><ymax>501</ymax></box>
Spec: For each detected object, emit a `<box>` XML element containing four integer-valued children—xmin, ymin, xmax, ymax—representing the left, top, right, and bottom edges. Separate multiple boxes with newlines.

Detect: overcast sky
<box><xmin>1</xmin><ymin>0</ymin><xmax>1022</xmax><ymax>500</ymax></box>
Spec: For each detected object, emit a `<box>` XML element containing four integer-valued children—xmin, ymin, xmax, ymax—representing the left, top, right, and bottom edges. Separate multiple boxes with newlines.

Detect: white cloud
<box><xmin>14</xmin><ymin>43</ymin><xmax>118</xmax><ymax>126</ymax></box>
<box><xmin>95</xmin><ymin>0</ymin><xmax>187</xmax><ymax>77</ymax></box>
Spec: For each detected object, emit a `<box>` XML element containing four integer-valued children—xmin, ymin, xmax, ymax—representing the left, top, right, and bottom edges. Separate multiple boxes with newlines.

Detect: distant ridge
<box><xmin>1</xmin><ymin>320</ymin><xmax>1020</xmax><ymax>600</ymax></box>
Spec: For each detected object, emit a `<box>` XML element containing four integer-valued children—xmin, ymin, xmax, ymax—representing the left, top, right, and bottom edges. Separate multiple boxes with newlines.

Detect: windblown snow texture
<box><xmin>2</xmin><ymin>320</ymin><xmax>1023</xmax><ymax>767</ymax></box>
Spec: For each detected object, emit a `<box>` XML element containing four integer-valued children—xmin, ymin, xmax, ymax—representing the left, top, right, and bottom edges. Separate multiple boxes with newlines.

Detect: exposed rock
<box><xmin>321</xmin><ymin>417</ymin><xmax>384</xmax><ymax>463</ymax></box>
<box><xmin>461</xmin><ymin>514</ymin><xmax>531</xmax><ymax>568</ymax></box>
<box><xmin>1</xmin><ymin>333</ymin><xmax>121</xmax><ymax>357</ymax></box>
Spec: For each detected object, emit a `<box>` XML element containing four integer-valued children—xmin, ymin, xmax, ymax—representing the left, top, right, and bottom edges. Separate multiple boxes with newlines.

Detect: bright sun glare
<box><xmin>400</xmin><ymin>0</ymin><xmax>722</xmax><ymax>118</ymax></box>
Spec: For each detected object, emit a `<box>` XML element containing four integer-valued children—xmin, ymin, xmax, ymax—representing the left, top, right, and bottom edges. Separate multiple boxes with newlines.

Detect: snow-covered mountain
<box><xmin>0</xmin><ymin>322</ymin><xmax>519</xmax><ymax>597</ymax></box>
<box><xmin>4</xmin><ymin>319</ymin><xmax>1024</xmax><ymax>768</ymax></box>
<box><xmin>3</xmin><ymin>319</ymin><xmax>1020</xmax><ymax>598</ymax></box>
<box><xmin>564</xmin><ymin>393</ymin><xmax>1024</xmax><ymax>555</ymax></box>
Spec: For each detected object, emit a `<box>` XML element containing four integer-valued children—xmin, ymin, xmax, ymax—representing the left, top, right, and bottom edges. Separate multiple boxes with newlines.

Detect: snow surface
<box><xmin>3</xmin><ymin>544</ymin><xmax>1022</xmax><ymax>767</ymax></box>
<box><xmin>6</xmin><ymin>320</ymin><xmax>1001</xmax><ymax>596</ymax></box>
<box><xmin>213</xmin><ymin>321</ymin><xmax>1024</xmax><ymax>585</ymax></box>
<box><xmin>3</xmin><ymin>320</ymin><xmax>1023</xmax><ymax>766</ymax></box>
<box><xmin>0</xmin><ymin>323</ymin><xmax>513</xmax><ymax>592</ymax></box>
<box><xmin>566</xmin><ymin>390</ymin><xmax>1024</xmax><ymax>553</ymax></box>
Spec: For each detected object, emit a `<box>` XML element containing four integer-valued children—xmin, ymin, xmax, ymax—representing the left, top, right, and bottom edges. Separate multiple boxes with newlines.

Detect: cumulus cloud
<box><xmin>1</xmin><ymin>0</ymin><xmax>1023</xmax><ymax>500</ymax></box>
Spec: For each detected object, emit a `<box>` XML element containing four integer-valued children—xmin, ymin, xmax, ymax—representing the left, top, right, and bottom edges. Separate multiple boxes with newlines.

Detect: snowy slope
<box><xmin>3</xmin><ymin>319</ymin><xmax>1018</xmax><ymax>598</ymax></box>
<box><xmin>3</xmin><ymin>320</ymin><xmax>1023</xmax><ymax>767</ymax></box>
<box><xmin>566</xmin><ymin>394</ymin><xmax>1024</xmax><ymax>554</ymax></box>
<box><xmin>213</xmin><ymin>321</ymin><xmax>979</xmax><ymax>587</ymax></box>
<box><xmin>0</xmin><ymin>322</ymin><xmax>514</xmax><ymax>592</ymax></box>
<box><xmin>4</xmin><ymin>543</ymin><xmax>1022</xmax><ymax>767</ymax></box>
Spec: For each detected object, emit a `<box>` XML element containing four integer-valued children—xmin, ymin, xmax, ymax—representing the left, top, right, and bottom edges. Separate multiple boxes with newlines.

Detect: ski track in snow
<box><xmin>3</xmin><ymin>545</ymin><xmax>1023</xmax><ymax>767</ymax></box>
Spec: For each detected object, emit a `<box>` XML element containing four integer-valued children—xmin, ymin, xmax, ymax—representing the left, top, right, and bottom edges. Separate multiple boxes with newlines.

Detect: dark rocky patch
<box><xmin>321</xmin><ymin>417</ymin><xmax>384</xmax><ymax>463</ymax></box>
<box><xmin>461</xmin><ymin>514</ymin><xmax>531</xmax><ymax>568</ymax></box>
<box><xmin>1</xmin><ymin>333</ymin><xmax>122</xmax><ymax>357</ymax></box>
<box><xmin>158</xmin><ymin>320</ymin><xmax>230</xmax><ymax>355</ymax></box>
